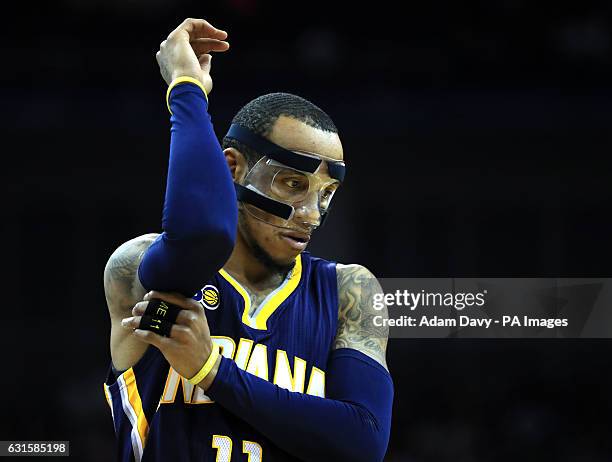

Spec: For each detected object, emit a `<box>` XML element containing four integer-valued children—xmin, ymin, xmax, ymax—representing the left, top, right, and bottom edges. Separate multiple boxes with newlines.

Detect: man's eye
<box><xmin>286</xmin><ymin>179</ymin><xmax>303</xmax><ymax>188</ymax></box>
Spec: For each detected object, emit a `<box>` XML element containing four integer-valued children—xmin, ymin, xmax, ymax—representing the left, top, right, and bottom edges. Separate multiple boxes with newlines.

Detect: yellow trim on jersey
<box><xmin>218</xmin><ymin>268</ymin><xmax>251</xmax><ymax>313</ymax></box>
<box><xmin>123</xmin><ymin>368</ymin><xmax>149</xmax><ymax>453</ymax></box>
<box><xmin>160</xmin><ymin>367</ymin><xmax>181</xmax><ymax>404</ymax></box>
<box><xmin>103</xmin><ymin>384</ymin><xmax>114</xmax><ymax>421</ymax></box>
<box><xmin>255</xmin><ymin>255</ymin><xmax>302</xmax><ymax>329</ymax></box>
<box><xmin>219</xmin><ymin>254</ymin><xmax>302</xmax><ymax>330</ymax></box>
<box><xmin>166</xmin><ymin>76</ymin><xmax>208</xmax><ymax>114</ymax></box>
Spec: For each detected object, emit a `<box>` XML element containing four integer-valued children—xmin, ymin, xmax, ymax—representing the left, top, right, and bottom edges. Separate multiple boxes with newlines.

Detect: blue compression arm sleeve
<box><xmin>138</xmin><ymin>82</ymin><xmax>237</xmax><ymax>296</ymax></box>
<box><xmin>207</xmin><ymin>348</ymin><xmax>394</xmax><ymax>462</ymax></box>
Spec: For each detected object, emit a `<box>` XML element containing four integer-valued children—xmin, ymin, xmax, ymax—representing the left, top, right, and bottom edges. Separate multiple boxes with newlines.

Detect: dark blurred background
<box><xmin>2</xmin><ymin>0</ymin><xmax>612</xmax><ymax>460</ymax></box>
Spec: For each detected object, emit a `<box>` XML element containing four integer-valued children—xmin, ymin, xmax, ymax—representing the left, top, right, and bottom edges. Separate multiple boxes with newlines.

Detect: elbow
<box><xmin>138</xmin><ymin>227</ymin><xmax>235</xmax><ymax>296</ymax></box>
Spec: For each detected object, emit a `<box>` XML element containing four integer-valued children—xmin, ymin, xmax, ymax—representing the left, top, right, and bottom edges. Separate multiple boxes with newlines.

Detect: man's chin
<box><xmin>250</xmin><ymin>239</ymin><xmax>298</xmax><ymax>274</ymax></box>
<box><xmin>269</xmin><ymin>246</ymin><xmax>302</xmax><ymax>271</ymax></box>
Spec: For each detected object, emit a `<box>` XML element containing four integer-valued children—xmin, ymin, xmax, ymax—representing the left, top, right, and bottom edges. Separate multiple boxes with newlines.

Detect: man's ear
<box><xmin>224</xmin><ymin>147</ymin><xmax>248</xmax><ymax>182</ymax></box>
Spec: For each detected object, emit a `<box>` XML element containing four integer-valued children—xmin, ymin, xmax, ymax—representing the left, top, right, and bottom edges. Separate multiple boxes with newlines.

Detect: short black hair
<box><xmin>222</xmin><ymin>92</ymin><xmax>338</xmax><ymax>167</ymax></box>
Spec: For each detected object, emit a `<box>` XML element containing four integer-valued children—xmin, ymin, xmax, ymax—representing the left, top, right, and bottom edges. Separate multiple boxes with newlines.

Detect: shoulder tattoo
<box><xmin>334</xmin><ymin>264</ymin><xmax>388</xmax><ymax>369</ymax></box>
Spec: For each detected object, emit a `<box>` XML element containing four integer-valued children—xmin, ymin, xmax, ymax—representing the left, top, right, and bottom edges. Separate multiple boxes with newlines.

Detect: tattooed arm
<box><xmin>334</xmin><ymin>264</ymin><xmax>389</xmax><ymax>369</ymax></box>
<box><xmin>104</xmin><ymin>234</ymin><xmax>158</xmax><ymax>370</ymax></box>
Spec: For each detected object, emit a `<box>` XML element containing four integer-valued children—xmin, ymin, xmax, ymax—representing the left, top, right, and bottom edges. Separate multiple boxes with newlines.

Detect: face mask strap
<box><xmin>234</xmin><ymin>183</ymin><xmax>293</xmax><ymax>220</ymax></box>
<box><xmin>327</xmin><ymin>162</ymin><xmax>346</xmax><ymax>182</ymax></box>
<box><xmin>226</xmin><ymin>124</ymin><xmax>346</xmax><ymax>181</ymax></box>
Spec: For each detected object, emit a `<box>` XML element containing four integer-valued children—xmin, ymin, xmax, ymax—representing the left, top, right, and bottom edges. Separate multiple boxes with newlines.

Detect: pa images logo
<box><xmin>197</xmin><ymin>285</ymin><xmax>220</xmax><ymax>310</ymax></box>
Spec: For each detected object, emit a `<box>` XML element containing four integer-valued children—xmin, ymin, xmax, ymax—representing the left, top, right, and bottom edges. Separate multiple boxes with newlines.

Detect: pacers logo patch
<box><xmin>200</xmin><ymin>285</ymin><xmax>220</xmax><ymax>310</ymax></box>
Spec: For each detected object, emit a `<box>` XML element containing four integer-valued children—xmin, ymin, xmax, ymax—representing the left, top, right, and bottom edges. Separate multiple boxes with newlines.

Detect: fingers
<box><xmin>122</xmin><ymin>316</ymin><xmax>192</xmax><ymax>342</ymax></box>
<box><xmin>175</xmin><ymin>309</ymin><xmax>201</xmax><ymax>327</ymax></box>
<box><xmin>144</xmin><ymin>291</ymin><xmax>202</xmax><ymax>312</ymax></box>
<box><xmin>168</xmin><ymin>18</ymin><xmax>228</xmax><ymax>42</ymax></box>
<box><xmin>132</xmin><ymin>301</ymin><xmax>149</xmax><ymax>316</ymax></box>
<box><xmin>121</xmin><ymin>315</ymin><xmax>144</xmax><ymax>330</ymax></box>
<box><xmin>190</xmin><ymin>38</ymin><xmax>229</xmax><ymax>55</ymax></box>
<box><xmin>132</xmin><ymin>300</ymin><xmax>202</xmax><ymax>328</ymax></box>
<box><xmin>132</xmin><ymin>329</ymin><xmax>165</xmax><ymax>348</ymax></box>
<box><xmin>121</xmin><ymin>315</ymin><xmax>169</xmax><ymax>348</ymax></box>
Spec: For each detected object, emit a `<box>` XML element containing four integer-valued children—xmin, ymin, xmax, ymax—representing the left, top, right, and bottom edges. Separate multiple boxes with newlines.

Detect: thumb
<box><xmin>199</xmin><ymin>53</ymin><xmax>212</xmax><ymax>73</ymax></box>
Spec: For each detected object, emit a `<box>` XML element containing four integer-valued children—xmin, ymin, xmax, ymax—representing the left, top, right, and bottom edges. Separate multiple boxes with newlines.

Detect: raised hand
<box><xmin>156</xmin><ymin>18</ymin><xmax>229</xmax><ymax>94</ymax></box>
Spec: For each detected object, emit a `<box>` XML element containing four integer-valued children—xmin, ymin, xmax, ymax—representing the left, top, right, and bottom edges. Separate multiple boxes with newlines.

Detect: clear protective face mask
<box><xmin>240</xmin><ymin>157</ymin><xmax>340</xmax><ymax>231</ymax></box>
<box><xmin>226</xmin><ymin>123</ymin><xmax>346</xmax><ymax>232</ymax></box>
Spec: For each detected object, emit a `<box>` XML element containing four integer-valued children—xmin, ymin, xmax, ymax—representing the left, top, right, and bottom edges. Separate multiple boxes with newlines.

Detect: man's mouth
<box><xmin>279</xmin><ymin>231</ymin><xmax>311</xmax><ymax>250</ymax></box>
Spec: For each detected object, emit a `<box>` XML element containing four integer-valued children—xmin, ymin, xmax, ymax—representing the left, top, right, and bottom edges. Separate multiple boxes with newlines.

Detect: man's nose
<box><xmin>293</xmin><ymin>192</ymin><xmax>321</xmax><ymax>226</ymax></box>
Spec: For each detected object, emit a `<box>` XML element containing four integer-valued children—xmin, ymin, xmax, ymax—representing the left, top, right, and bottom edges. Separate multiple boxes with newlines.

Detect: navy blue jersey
<box><xmin>104</xmin><ymin>252</ymin><xmax>338</xmax><ymax>462</ymax></box>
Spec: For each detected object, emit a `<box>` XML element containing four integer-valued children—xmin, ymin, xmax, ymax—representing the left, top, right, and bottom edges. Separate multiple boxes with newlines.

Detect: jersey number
<box><xmin>212</xmin><ymin>435</ymin><xmax>263</xmax><ymax>462</ymax></box>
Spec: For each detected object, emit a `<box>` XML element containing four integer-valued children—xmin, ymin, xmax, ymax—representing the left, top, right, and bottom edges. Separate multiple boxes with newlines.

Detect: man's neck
<box><xmin>223</xmin><ymin>233</ymin><xmax>286</xmax><ymax>292</ymax></box>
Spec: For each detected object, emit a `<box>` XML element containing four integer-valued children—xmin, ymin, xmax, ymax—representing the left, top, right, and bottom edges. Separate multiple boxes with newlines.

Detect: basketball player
<box><xmin>103</xmin><ymin>18</ymin><xmax>393</xmax><ymax>462</ymax></box>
